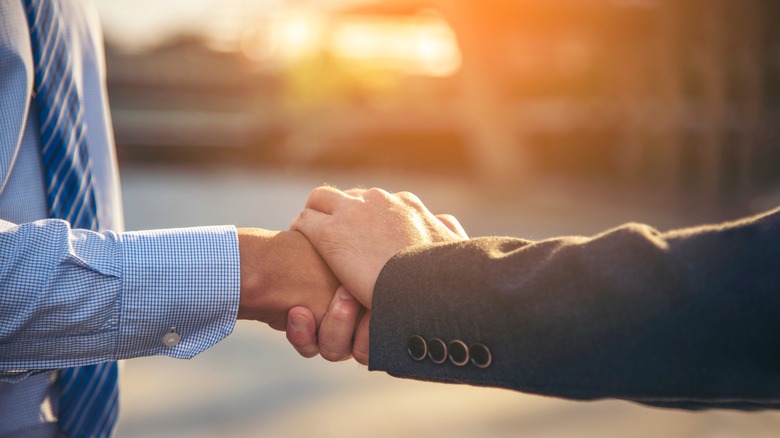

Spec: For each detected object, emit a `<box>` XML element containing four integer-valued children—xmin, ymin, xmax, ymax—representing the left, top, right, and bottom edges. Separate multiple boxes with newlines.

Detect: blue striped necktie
<box><xmin>23</xmin><ymin>0</ymin><xmax>119</xmax><ymax>436</ymax></box>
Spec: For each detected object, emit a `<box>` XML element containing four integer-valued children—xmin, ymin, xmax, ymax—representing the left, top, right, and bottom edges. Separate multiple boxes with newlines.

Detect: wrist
<box><xmin>236</xmin><ymin>228</ymin><xmax>338</xmax><ymax>330</ymax></box>
<box><xmin>237</xmin><ymin>228</ymin><xmax>278</xmax><ymax>323</ymax></box>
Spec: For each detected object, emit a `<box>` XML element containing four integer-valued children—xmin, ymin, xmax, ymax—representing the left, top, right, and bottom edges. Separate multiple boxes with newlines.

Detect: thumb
<box><xmin>286</xmin><ymin>306</ymin><xmax>319</xmax><ymax>358</ymax></box>
<box><xmin>291</xmin><ymin>208</ymin><xmax>329</xmax><ymax>247</ymax></box>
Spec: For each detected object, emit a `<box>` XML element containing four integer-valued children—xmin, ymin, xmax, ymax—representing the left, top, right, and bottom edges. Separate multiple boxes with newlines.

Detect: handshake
<box><xmin>235</xmin><ymin>187</ymin><xmax>780</xmax><ymax>407</ymax></box>
<box><xmin>237</xmin><ymin>186</ymin><xmax>468</xmax><ymax>365</ymax></box>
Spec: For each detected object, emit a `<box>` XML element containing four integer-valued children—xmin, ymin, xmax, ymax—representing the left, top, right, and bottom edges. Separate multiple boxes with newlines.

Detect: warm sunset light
<box><xmin>256</xmin><ymin>8</ymin><xmax>462</xmax><ymax>77</ymax></box>
<box><xmin>328</xmin><ymin>11</ymin><xmax>461</xmax><ymax>77</ymax></box>
<box><xmin>268</xmin><ymin>10</ymin><xmax>326</xmax><ymax>62</ymax></box>
<box><xmin>89</xmin><ymin>0</ymin><xmax>780</xmax><ymax>434</ymax></box>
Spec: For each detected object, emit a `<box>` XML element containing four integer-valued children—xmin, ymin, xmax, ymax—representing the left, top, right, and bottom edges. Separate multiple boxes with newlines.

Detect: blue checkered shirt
<box><xmin>0</xmin><ymin>1</ymin><xmax>241</xmax><ymax>435</ymax></box>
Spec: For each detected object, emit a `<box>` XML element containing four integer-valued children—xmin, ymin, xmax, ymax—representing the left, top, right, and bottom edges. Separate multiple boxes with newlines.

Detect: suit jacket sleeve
<box><xmin>368</xmin><ymin>207</ymin><xmax>780</xmax><ymax>409</ymax></box>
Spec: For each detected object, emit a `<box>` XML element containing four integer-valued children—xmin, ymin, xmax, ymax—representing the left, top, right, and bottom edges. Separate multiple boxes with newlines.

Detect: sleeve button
<box><xmin>427</xmin><ymin>338</ymin><xmax>447</xmax><ymax>364</ymax></box>
<box><xmin>447</xmin><ymin>340</ymin><xmax>469</xmax><ymax>366</ymax></box>
<box><xmin>162</xmin><ymin>329</ymin><xmax>181</xmax><ymax>347</ymax></box>
<box><xmin>407</xmin><ymin>335</ymin><xmax>427</xmax><ymax>361</ymax></box>
<box><xmin>469</xmin><ymin>343</ymin><xmax>492</xmax><ymax>368</ymax></box>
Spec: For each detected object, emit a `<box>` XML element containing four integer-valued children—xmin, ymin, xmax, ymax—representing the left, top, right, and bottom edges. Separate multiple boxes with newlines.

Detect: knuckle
<box><xmin>396</xmin><ymin>191</ymin><xmax>424</xmax><ymax>208</ymax></box>
<box><xmin>306</xmin><ymin>187</ymin><xmax>322</xmax><ymax>203</ymax></box>
<box><xmin>311</xmin><ymin>185</ymin><xmax>332</xmax><ymax>196</ymax></box>
<box><xmin>328</xmin><ymin>303</ymin><xmax>357</xmax><ymax>324</ymax></box>
<box><xmin>364</xmin><ymin>187</ymin><xmax>390</xmax><ymax>201</ymax></box>
<box><xmin>320</xmin><ymin>344</ymin><xmax>350</xmax><ymax>362</ymax></box>
<box><xmin>298</xmin><ymin>346</ymin><xmax>320</xmax><ymax>359</ymax></box>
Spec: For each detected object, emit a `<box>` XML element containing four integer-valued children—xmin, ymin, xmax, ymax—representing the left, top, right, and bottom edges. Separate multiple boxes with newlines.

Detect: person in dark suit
<box><xmin>286</xmin><ymin>186</ymin><xmax>780</xmax><ymax>410</ymax></box>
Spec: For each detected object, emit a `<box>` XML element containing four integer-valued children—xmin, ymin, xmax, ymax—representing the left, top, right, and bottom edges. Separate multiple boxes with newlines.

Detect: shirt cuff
<box><xmin>116</xmin><ymin>225</ymin><xmax>240</xmax><ymax>359</ymax></box>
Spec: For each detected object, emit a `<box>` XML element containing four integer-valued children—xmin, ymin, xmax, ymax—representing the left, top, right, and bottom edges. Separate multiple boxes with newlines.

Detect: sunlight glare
<box><xmin>270</xmin><ymin>10</ymin><xmax>324</xmax><ymax>62</ymax></box>
<box><xmin>328</xmin><ymin>11</ymin><xmax>462</xmax><ymax>77</ymax></box>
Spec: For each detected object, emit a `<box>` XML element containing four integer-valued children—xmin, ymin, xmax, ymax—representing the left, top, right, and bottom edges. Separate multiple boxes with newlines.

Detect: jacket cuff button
<box><xmin>427</xmin><ymin>338</ymin><xmax>447</xmax><ymax>364</ymax></box>
<box><xmin>407</xmin><ymin>335</ymin><xmax>427</xmax><ymax>361</ymax></box>
<box><xmin>447</xmin><ymin>340</ymin><xmax>469</xmax><ymax>366</ymax></box>
<box><xmin>469</xmin><ymin>343</ymin><xmax>492</xmax><ymax>368</ymax></box>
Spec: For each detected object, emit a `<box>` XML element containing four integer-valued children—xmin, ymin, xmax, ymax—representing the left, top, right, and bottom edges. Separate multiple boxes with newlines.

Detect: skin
<box><xmin>285</xmin><ymin>187</ymin><xmax>468</xmax><ymax>364</ymax></box>
<box><xmin>236</xmin><ymin>228</ymin><xmax>339</xmax><ymax>331</ymax></box>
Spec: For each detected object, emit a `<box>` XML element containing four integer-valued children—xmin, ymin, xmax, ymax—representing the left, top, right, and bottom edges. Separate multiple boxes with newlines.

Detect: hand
<box><xmin>286</xmin><ymin>187</ymin><xmax>468</xmax><ymax>364</ymax></box>
<box><xmin>286</xmin><ymin>286</ymin><xmax>369</xmax><ymax>363</ymax></box>
<box><xmin>290</xmin><ymin>187</ymin><xmax>468</xmax><ymax>307</ymax></box>
<box><xmin>237</xmin><ymin>228</ymin><xmax>339</xmax><ymax>331</ymax></box>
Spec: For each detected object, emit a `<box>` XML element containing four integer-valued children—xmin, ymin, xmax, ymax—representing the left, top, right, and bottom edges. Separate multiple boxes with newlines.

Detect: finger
<box><xmin>436</xmin><ymin>214</ymin><xmax>468</xmax><ymax>239</ymax></box>
<box><xmin>305</xmin><ymin>186</ymin><xmax>352</xmax><ymax>214</ymax></box>
<box><xmin>352</xmin><ymin>311</ymin><xmax>370</xmax><ymax>366</ymax></box>
<box><xmin>318</xmin><ymin>286</ymin><xmax>362</xmax><ymax>362</ymax></box>
<box><xmin>286</xmin><ymin>307</ymin><xmax>319</xmax><ymax>358</ymax></box>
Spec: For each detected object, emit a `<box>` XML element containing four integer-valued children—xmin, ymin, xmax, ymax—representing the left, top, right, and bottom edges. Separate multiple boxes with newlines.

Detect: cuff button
<box><xmin>469</xmin><ymin>343</ymin><xmax>492</xmax><ymax>368</ymax></box>
<box><xmin>163</xmin><ymin>329</ymin><xmax>181</xmax><ymax>347</ymax></box>
<box><xmin>428</xmin><ymin>338</ymin><xmax>447</xmax><ymax>364</ymax></box>
<box><xmin>448</xmin><ymin>340</ymin><xmax>469</xmax><ymax>366</ymax></box>
<box><xmin>407</xmin><ymin>335</ymin><xmax>427</xmax><ymax>361</ymax></box>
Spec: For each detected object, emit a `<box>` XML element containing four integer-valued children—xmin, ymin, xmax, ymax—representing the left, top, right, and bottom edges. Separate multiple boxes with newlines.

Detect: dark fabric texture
<box><xmin>369</xmin><ymin>207</ymin><xmax>780</xmax><ymax>410</ymax></box>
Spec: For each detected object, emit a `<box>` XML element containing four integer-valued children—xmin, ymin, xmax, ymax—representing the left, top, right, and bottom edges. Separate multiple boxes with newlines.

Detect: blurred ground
<box><xmin>112</xmin><ymin>162</ymin><xmax>780</xmax><ymax>438</ymax></box>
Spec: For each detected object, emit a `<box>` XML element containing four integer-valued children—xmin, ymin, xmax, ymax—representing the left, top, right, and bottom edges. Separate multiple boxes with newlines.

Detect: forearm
<box><xmin>369</xmin><ymin>208</ymin><xmax>780</xmax><ymax>406</ymax></box>
<box><xmin>0</xmin><ymin>219</ymin><xmax>239</xmax><ymax>380</ymax></box>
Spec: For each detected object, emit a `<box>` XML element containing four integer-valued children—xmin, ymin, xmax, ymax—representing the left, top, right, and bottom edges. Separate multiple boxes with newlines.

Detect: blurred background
<box><xmin>95</xmin><ymin>0</ymin><xmax>780</xmax><ymax>436</ymax></box>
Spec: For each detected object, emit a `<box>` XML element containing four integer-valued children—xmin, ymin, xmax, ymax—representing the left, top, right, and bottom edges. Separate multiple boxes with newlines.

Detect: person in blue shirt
<box><xmin>0</xmin><ymin>1</ymin><xmax>338</xmax><ymax>435</ymax></box>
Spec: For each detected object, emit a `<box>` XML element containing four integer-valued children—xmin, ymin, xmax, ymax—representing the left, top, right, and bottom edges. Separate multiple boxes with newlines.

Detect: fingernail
<box><xmin>291</xmin><ymin>314</ymin><xmax>307</xmax><ymax>330</ymax></box>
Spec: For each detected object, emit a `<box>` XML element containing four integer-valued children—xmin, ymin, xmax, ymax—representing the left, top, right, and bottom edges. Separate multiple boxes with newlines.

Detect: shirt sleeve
<box><xmin>0</xmin><ymin>218</ymin><xmax>240</xmax><ymax>382</ymax></box>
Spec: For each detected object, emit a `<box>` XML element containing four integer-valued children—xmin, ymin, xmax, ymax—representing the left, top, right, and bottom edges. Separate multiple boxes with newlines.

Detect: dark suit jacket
<box><xmin>368</xmin><ymin>207</ymin><xmax>780</xmax><ymax>410</ymax></box>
